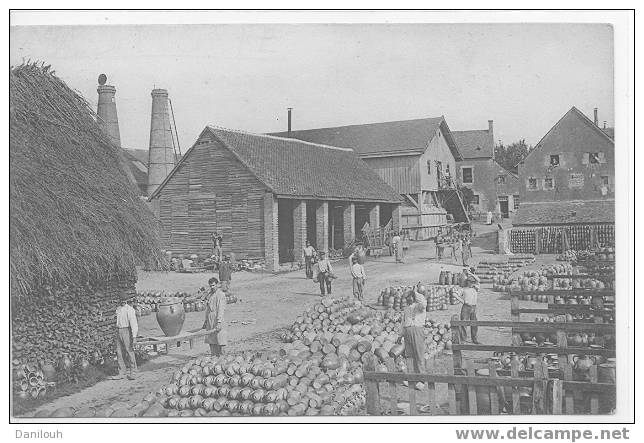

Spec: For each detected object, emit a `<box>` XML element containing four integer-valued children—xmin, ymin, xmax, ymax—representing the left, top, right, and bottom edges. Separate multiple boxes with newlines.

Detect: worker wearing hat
<box><xmin>456</xmin><ymin>269</ymin><xmax>481</xmax><ymax>344</ymax></box>
<box><xmin>316</xmin><ymin>251</ymin><xmax>333</xmax><ymax>296</ymax></box>
<box><xmin>203</xmin><ymin>277</ymin><xmax>228</xmax><ymax>356</ymax></box>
<box><xmin>111</xmin><ymin>292</ymin><xmax>138</xmax><ymax>380</ymax></box>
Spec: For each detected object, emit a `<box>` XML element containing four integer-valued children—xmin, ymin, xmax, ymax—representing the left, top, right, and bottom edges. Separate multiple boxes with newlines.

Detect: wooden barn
<box><xmin>271</xmin><ymin>117</ymin><xmax>468</xmax><ymax>239</ymax></box>
<box><xmin>148</xmin><ymin>127</ymin><xmax>402</xmax><ymax>270</ymax></box>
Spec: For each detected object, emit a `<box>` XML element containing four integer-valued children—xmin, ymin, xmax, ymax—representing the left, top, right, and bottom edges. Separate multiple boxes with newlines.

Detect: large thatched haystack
<box><xmin>10</xmin><ymin>63</ymin><xmax>163</xmax><ymax>369</ymax></box>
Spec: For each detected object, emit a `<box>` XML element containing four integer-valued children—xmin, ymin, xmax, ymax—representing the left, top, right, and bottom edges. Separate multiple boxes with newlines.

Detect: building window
<box><xmin>427</xmin><ymin>160</ymin><xmax>431</xmax><ymax>175</ymax></box>
<box><xmin>498</xmin><ymin>175</ymin><xmax>506</xmax><ymax>184</ymax></box>
<box><xmin>462</xmin><ymin>167</ymin><xmax>473</xmax><ymax>184</ymax></box>
<box><xmin>528</xmin><ymin>178</ymin><xmax>537</xmax><ymax>190</ymax></box>
<box><xmin>601</xmin><ymin>175</ymin><xmax>609</xmax><ymax>185</ymax></box>
<box><xmin>550</xmin><ymin>154</ymin><xmax>560</xmax><ymax>166</ymax></box>
<box><xmin>589</xmin><ymin>152</ymin><xmax>600</xmax><ymax>164</ymax></box>
<box><xmin>544</xmin><ymin>177</ymin><xmax>554</xmax><ymax>190</ymax></box>
<box><xmin>472</xmin><ymin>195</ymin><xmax>480</xmax><ymax>205</ymax></box>
<box><xmin>513</xmin><ymin>195</ymin><xmax>520</xmax><ymax>209</ymax></box>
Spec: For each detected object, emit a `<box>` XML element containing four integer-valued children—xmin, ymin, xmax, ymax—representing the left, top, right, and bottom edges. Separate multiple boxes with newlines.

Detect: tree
<box><xmin>494</xmin><ymin>139</ymin><xmax>533</xmax><ymax>172</ymax></box>
<box><xmin>458</xmin><ymin>185</ymin><xmax>476</xmax><ymax>211</ymax></box>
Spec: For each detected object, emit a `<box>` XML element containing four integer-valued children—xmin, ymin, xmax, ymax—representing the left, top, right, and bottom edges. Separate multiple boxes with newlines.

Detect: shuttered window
<box><xmin>462</xmin><ymin>167</ymin><xmax>473</xmax><ymax>183</ymax></box>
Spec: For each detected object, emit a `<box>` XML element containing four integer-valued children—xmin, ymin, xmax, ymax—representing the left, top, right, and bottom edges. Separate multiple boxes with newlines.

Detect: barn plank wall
<box><xmin>155</xmin><ymin>140</ymin><xmax>267</xmax><ymax>258</ymax></box>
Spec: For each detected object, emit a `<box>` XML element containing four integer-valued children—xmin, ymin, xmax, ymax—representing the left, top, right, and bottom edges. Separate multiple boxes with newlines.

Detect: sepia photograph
<box><xmin>7</xmin><ymin>8</ymin><xmax>635</xmax><ymax>435</ymax></box>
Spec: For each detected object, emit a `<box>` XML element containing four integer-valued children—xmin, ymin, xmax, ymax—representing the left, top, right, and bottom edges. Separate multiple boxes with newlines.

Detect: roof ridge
<box><xmin>208</xmin><ymin>125</ymin><xmax>355</xmax><ymax>152</ymax></box>
<box><xmin>271</xmin><ymin>116</ymin><xmax>444</xmax><ymax>133</ymax></box>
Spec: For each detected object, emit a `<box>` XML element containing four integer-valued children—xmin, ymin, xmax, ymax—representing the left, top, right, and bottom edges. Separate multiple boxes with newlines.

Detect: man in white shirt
<box><xmin>302</xmin><ymin>240</ymin><xmax>316</xmax><ymax>279</ymax></box>
<box><xmin>399</xmin><ymin>286</ymin><xmax>427</xmax><ymax>390</ymax></box>
<box><xmin>316</xmin><ymin>251</ymin><xmax>333</xmax><ymax>296</ymax></box>
<box><xmin>456</xmin><ymin>271</ymin><xmax>481</xmax><ymax>344</ymax></box>
<box><xmin>111</xmin><ymin>292</ymin><xmax>139</xmax><ymax>380</ymax></box>
<box><xmin>350</xmin><ymin>256</ymin><xmax>366</xmax><ymax>301</ymax></box>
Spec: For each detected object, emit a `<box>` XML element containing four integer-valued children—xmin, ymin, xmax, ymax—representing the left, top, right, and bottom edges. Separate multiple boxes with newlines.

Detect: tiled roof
<box><xmin>270</xmin><ymin>117</ymin><xmax>462</xmax><ymax>160</ymax></box>
<box><xmin>513</xmin><ymin>200</ymin><xmax>615</xmax><ymax>226</ymax></box>
<box><xmin>124</xmin><ymin>148</ymin><xmax>148</xmax><ymax>164</ymax></box>
<box><xmin>602</xmin><ymin>127</ymin><xmax>614</xmax><ymax>140</ymax></box>
<box><xmin>151</xmin><ymin>127</ymin><xmax>402</xmax><ymax>203</ymax></box>
<box><xmin>121</xmin><ymin>149</ymin><xmax>148</xmax><ymax>195</ymax></box>
<box><xmin>452</xmin><ymin>129</ymin><xmax>493</xmax><ymax>159</ymax></box>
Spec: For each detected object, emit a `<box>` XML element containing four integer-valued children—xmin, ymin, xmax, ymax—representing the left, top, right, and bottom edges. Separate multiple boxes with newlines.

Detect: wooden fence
<box><xmin>363</xmin><ymin>358</ymin><xmax>614</xmax><ymax>415</ymax></box>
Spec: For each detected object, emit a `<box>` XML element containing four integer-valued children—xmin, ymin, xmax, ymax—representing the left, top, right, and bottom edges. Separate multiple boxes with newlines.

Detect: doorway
<box><xmin>278</xmin><ymin>199</ymin><xmax>295</xmax><ymax>262</ymax></box>
<box><xmin>498</xmin><ymin>196</ymin><xmax>509</xmax><ymax>219</ymax></box>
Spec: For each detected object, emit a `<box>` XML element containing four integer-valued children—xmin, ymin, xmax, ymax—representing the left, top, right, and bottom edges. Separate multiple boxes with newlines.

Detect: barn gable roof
<box><xmin>149</xmin><ymin>127</ymin><xmax>402</xmax><ymax>203</ymax></box>
<box><xmin>522</xmin><ymin>106</ymin><xmax>614</xmax><ymax>165</ymax></box>
<box><xmin>452</xmin><ymin>128</ymin><xmax>494</xmax><ymax>159</ymax></box>
<box><xmin>270</xmin><ymin>117</ymin><xmax>463</xmax><ymax>160</ymax></box>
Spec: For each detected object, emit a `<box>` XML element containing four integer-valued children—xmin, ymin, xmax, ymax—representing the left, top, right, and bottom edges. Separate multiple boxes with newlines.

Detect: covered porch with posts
<box><xmin>266</xmin><ymin>195</ymin><xmax>401</xmax><ymax>270</ymax></box>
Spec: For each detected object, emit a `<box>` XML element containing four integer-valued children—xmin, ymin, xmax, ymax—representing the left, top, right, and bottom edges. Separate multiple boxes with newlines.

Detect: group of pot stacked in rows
<box><xmin>134</xmin><ymin>289</ymin><xmax>238</xmax><ymax>317</ymax></box>
<box><xmin>376</xmin><ymin>284</ymin><xmax>461</xmax><ymax>311</ymax></box>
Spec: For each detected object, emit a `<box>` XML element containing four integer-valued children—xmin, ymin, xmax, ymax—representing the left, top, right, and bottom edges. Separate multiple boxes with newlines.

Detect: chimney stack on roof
<box><xmin>594</xmin><ymin>108</ymin><xmax>599</xmax><ymax>126</ymax></box>
<box><xmin>287</xmin><ymin>107</ymin><xmax>293</xmax><ymax>135</ymax></box>
<box><xmin>488</xmin><ymin>120</ymin><xmax>494</xmax><ymax>160</ymax></box>
<box><xmin>96</xmin><ymin>75</ymin><xmax>121</xmax><ymax>148</ymax></box>
<box><xmin>147</xmin><ymin>88</ymin><xmax>177</xmax><ymax>196</ymax></box>
<box><xmin>603</xmin><ymin>121</ymin><xmax>607</xmax><ymax>129</ymax></box>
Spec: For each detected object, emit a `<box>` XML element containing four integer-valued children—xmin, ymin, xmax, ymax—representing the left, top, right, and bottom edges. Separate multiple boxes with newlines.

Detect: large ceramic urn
<box><xmin>156</xmin><ymin>298</ymin><xmax>185</xmax><ymax>337</ymax></box>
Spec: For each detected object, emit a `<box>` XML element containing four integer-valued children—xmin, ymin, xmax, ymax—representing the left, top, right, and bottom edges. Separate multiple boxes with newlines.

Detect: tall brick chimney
<box><xmin>488</xmin><ymin>120</ymin><xmax>494</xmax><ymax>159</ymax></box>
<box><xmin>147</xmin><ymin>89</ymin><xmax>176</xmax><ymax>196</ymax></box>
<box><xmin>96</xmin><ymin>83</ymin><xmax>121</xmax><ymax>148</ymax></box>
<box><xmin>287</xmin><ymin>107</ymin><xmax>293</xmax><ymax>134</ymax></box>
<box><xmin>594</xmin><ymin>108</ymin><xmax>599</xmax><ymax>126</ymax></box>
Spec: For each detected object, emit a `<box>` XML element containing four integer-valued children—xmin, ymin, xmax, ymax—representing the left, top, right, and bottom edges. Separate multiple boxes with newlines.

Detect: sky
<box><xmin>10</xmin><ymin>23</ymin><xmax>614</xmax><ymax>151</ymax></box>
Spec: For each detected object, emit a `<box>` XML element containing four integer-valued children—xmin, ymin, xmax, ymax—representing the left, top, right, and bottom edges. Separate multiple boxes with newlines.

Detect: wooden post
<box><xmin>510</xmin><ymin>359</ymin><xmax>521</xmax><ymax>414</ymax></box>
<box><xmin>465</xmin><ymin>361</ymin><xmax>478</xmax><ymax>415</ymax></box>
<box><xmin>589</xmin><ymin>365</ymin><xmax>599</xmax><ymax>414</ymax></box>
<box><xmin>406</xmin><ymin>357</ymin><xmax>417</xmax><ymax>415</ymax></box>
<box><xmin>364</xmin><ymin>355</ymin><xmax>381</xmax><ymax>416</ymax></box>
<box><xmin>488</xmin><ymin>361</ymin><xmax>500</xmax><ymax>415</ymax></box>
<box><xmin>385</xmin><ymin>357</ymin><xmax>397</xmax><ymax>415</ymax></box>
<box><xmin>510</xmin><ymin>293</ymin><xmax>523</xmax><ymax>346</ymax></box>
<box><xmin>447</xmin><ymin>361</ymin><xmax>458</xmax><ymax>415</ymax></box>
<box><xmin>563</xmin><ymin>362</ymin><xmax>574</xmax><ymax>414</ymax></box>
<box><xmin>532</xmin><ymin>361</ymin><xmax>547</xmax><ymax>414</ymax></box>
<box><xmin>551</xmin><ymin>379</ymin><xmax>563</xmax><ymax>415</ymax></box>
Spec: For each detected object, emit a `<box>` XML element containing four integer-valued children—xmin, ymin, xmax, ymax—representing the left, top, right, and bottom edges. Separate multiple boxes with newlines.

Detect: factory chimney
<box><xmin>594</xmin><ymin>108</ymin><xmax>599</xmax><ymax>126</ymax></box>
<box><xmin>488</xmin><ymin>120</ymin><xmax>494</xmax><ymax>160</ymax></box>
<box><xmin>96</xmin><ymin>74</ymin><xmax>121</xmax><ymax>148</ymax></box>
<box><xmin>287</xmin><ymin>107</ymin><xmax>293</xmax><ymax>134</ymax></box>
<box><xmin>147</xmin><ymin>89</ymin><xmax>176</xmax><ymax>196</ymax></box>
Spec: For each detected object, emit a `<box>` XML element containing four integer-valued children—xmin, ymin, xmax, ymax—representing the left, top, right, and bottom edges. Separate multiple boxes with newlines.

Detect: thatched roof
<box><xmin>10</xmin><ymin>63</ymin><xmax>163</xmax><ymax>296</ymax></box>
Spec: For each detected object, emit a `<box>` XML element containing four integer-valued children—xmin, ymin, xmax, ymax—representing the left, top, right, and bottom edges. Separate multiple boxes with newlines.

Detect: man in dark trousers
<box><xmin>110</xmin><ymin>292</ymin><xmax>138</xmax><ymax>380</ymax></box>
<box><xmin>315</xmin><ymin>251</ymin><xmax>333</xmax><ymax>296</ymax></box>
<box><xmin>302</xmin><ymin>240</ymin><xmax>316</xmax><ymax>279</ymax></box>
<box><xmin>218</xmin><ymin>256</ymin><xmax>232</xmax><ymax>291</ymax></box>
<box><xmin>455</xmin><ymin>270</ymin><xmax>481</xmax><ymax>344</ymax></box>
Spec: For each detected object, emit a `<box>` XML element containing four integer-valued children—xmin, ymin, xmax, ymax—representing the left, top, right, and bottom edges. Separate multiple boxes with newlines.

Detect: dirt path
<box><xmin>23</xmin><ymin>223</ymin><xmax>549</xmax><ymax>417</ymax></box>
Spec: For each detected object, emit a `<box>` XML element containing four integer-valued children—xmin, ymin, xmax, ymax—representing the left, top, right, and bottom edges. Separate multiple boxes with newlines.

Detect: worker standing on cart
<box><xmin>203</xmin><ymin>277</ymin><xmax>227</xmax><ymax>356</ymax></box>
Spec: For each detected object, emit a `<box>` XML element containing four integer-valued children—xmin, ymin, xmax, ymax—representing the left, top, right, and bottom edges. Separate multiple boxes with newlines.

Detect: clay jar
<box><xmin>156</xmin><ymin>299</ymin><xmax>186</xmax><ymax>337</ymax></box>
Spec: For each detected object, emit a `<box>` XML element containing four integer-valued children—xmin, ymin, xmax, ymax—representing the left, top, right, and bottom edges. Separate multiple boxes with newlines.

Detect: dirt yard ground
<box><xmin>24</xmin><ymin>221</ymin><xmax>553</xmax><ymax>417</ymax></box>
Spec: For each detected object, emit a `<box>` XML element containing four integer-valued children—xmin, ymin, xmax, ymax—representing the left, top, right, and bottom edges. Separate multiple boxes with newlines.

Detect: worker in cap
<box><xmin>316</xmin><ymin>251</ymin><xmax>333</xmax><ymax>296</ymax></box>
<box><xmin>111</xmin><ymin>292</ymin><xmax>138</xmax><ymax>380</ymax></box>
<box><xmin>203</xmin><ymin>277</ymin><xmax>228</xmax><ymax>356</ymax></box>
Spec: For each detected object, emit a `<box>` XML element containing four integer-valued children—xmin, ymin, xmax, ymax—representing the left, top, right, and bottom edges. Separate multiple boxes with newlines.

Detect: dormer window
<box><xmin>550</xmin><ymin>154</ymin><xmax>560</xmax><ymax>166</ymax></box>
